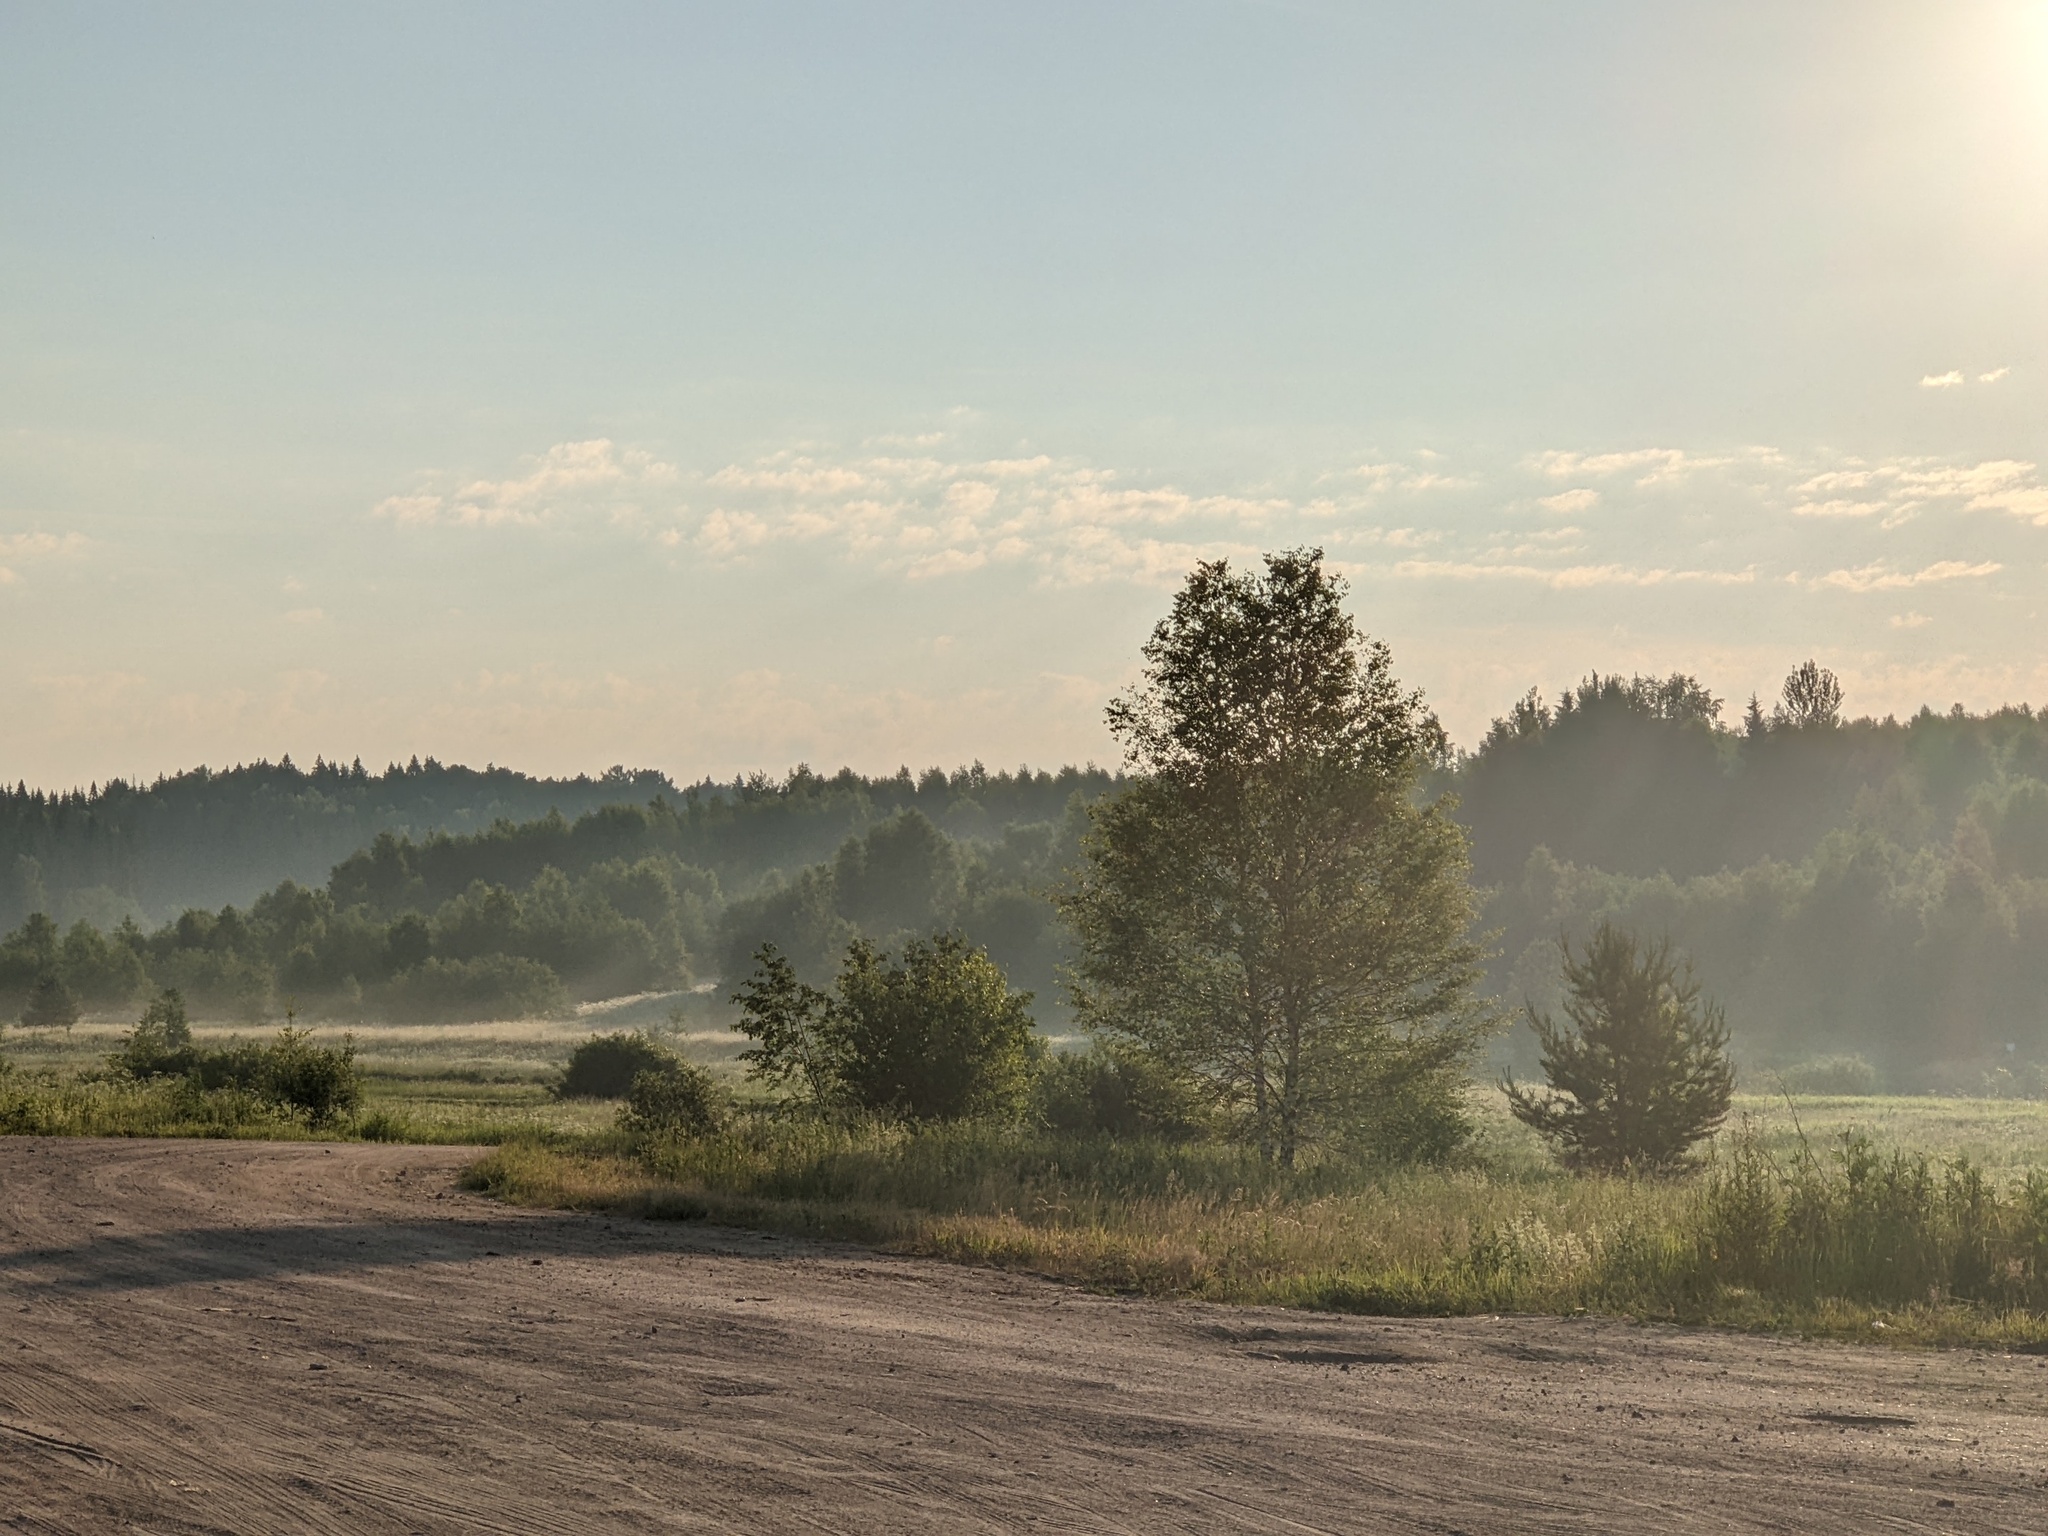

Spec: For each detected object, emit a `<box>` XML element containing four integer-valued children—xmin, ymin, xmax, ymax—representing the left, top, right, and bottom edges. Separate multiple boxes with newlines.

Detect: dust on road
<box><xmin>2</xmin><ymin>1138</ymin><xmax>2044</xmax><ymax>1533</ymax></box>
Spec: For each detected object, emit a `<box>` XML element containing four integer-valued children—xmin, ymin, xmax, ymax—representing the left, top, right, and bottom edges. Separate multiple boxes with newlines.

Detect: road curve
<box><xmin>2</xmin><ymin>1137</ymin><xmax>2045</xmax><ymax>1533</ymax></box>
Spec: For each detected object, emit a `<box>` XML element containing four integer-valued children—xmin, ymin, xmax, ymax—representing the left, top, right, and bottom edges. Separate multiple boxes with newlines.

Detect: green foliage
<box><xmin>1701</xmin><ymin>1125</ymin><xmax>2048</xmax><ymax>1311</ymax></box>
<box><xmin>378</xmin><ymin>955</ymin><xmax>569</xmax><ymax>1023</ymax></box>
<box><xmin>730</xmin><ymin>944</ymin><xmax>840</xmax><ymax>1104</ymax></box>
<box><xmin>1063</xmin><ymin>548</ymin><xmax>1491</xmax><ymax>1166</ymax></box>
<box><xmin>559</xmin><ymin>1031</ymin><xmax>673</xmax><ymax>1100</ymax></box>
<box><xmin>733</xmin><ymin>935</ymin><xmax>1039</xmax><ymax>1121</ymax></box>
<box><xmin>20</xmin><ymin>970</ymin><xmax>79</xmax><ymax>1029</ymax></box>
<box><xmin>1505</xmin><ymin>926</ymin><xmax>1735</xmax><ymax>1171</ymax></box>
<box><xmin>479</xmin><ymin>1113</ymin><xmax>2048</xmax><ymax>1342</ymax></box>
<box><xmin>1033</xmin><ymin>1044</ymin><xmax>1204</xmax><ymax>1139</ymax></box>
<box><xmin>619</xmin><ymin>1057</ymin><xmax>726</xmax><ymax>1139</ymax></box>
<box><xmin>0</xmin><ymin>760</ymin><xmax>1112</xmax><ymax>1025</ymax></box>
<box><xmin>1776</xmin><ymin>659</ymin><xmax>1845</xmax><ymax>731</ymax></box>
<box><xmin>107</xmin><ymin>989</ymin><xmax>196</xmax><ymax>1077</ymax></box>
<box><xmin>105</xmin><ymin>991</ymin><xmax>361</xmax><ymax>1125</ymax></box>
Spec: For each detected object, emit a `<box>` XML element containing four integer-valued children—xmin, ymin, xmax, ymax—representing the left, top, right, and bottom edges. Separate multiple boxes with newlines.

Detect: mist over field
<box><xmin>7</xmin><ymin>658</ymin><xmax>2045</xmax><ymax>1090</ymax></box>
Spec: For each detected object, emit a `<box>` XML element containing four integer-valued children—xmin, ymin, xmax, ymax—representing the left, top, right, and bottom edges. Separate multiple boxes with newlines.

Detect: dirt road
<box><xmin>2</xmin><ymin>1139</ymin><xmax>2045</xmax><ymax>1533</ymax></box>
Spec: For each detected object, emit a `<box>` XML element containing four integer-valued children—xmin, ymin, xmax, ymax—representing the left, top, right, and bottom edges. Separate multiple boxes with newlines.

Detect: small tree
<box><xmin>109</xmin><ymin>988</ymin><xmax>197</xmax><ymax>1078</ymax></box>
<box><xmin>1775</xmin><ymin>659</ymin><xmax>1843</xmax><ymax>730</ymax></box>
<box><xmin>733</xmin><ymin>935</ymin><xmax>1038</xmax><ymax>1121</ymax></box>
<box><xmin>21</xmin><ymin>970</ymin><xmax>80</xmax><ymax>1030</ymax></box>
<box><xmin>1504</xmin><ymin>925</ymin><xmax>1734</xmax><ymax>1172</ymax></box>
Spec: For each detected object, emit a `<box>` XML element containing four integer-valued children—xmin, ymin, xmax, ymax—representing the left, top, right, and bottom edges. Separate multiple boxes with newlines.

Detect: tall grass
<box><xmin>0</xmin><ymin>1073</ymin><xmax>306</xmax><ymax>1139</ymax></box>
<box><xmin>464</xmin><ymin>1114</ymin><xmax>2048</xmax><ymax>1345</ymax></box>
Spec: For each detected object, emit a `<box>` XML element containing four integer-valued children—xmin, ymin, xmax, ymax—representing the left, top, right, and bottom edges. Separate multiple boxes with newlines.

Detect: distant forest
<box><xmin>4</xmin><ymin>671</ymin><xmax>2047</xmax><ymax>1082</ymax></box>
<box><xmin>0</xmin><ymin>762</ymin><xmax>1113</xmax><ymax>1028</ymax></box>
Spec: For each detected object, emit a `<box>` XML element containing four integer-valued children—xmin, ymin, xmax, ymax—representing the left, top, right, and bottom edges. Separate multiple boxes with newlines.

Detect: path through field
<box><xmin>2</xmin><ymin>1139</ymin><xmax>2045</xmax><ymax>1532</ymax></box>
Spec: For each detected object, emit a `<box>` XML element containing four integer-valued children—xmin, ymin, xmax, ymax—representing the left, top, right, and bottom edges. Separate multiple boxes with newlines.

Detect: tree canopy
<box><xmin>1062</xmin><ymin>548</ymin><xmax>1491</xmax><ymax>1165</ymax></box>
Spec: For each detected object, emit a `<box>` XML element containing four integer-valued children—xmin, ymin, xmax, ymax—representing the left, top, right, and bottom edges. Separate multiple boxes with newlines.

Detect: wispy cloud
<box><xmin>1536</xmin><ymin>487</ymin><xmax>1600</xmax><ymax>514</ymax></box>
<box><xmin>1387</xmin><ymin>559</ymin><xmax>1753</xmax><ymax>589</ymax></box>
<box><xmin>1807</xmin><ymin>560</ymin><xmax>2003</xmax><ymax>593</ymax></box>
<box><xmin>1531</xmin><ymin>447</ymin><xmax>1711</xmax><ymax>485</ymax></box>
<box><xmin>0</xmin><ymin>530</ymin><xmax>89</xmax><ymax>585</ymax></box>
<box><xmin>1920</xmin><ymin>371</ymin><xmax>1966</xmax><ymax>389</ymax></box>
<box><xmin>375</xmin><ymin>439</ymin><xmax>680</xmax><ymax>528</ymax></box>
<box><xmin>1979</xmin><ymin>367</ymin><xmax>2010</xmax><ymax>384</ymax></box>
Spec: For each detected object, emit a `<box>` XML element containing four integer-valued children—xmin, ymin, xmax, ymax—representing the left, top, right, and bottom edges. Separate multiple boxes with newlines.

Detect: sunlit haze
<box><xmin>4</xmin><ymin>1</ymin><xmax>2045</xmax><ymax>787</ymax></box>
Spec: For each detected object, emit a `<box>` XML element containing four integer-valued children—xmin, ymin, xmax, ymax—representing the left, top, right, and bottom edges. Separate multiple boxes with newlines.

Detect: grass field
<box><xmin>9</xmin><ymin>1004</ymin><xmax>2048</xmax><ymax>1345</ymax></box>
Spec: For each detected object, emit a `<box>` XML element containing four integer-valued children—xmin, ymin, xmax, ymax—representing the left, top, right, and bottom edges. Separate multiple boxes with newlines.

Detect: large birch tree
<box><xmin>1060</xmin><ymin>548</ymin><xmax>1491</xmax><ymax>1164</ymax></box>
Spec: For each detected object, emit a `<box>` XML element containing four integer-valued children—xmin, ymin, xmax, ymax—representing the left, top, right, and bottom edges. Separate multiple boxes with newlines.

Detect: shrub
<box><xmin>107</xmin><ymin>989</ymin><xmax>196</xmax><ymax>1078</ymax></box>
<box><xmin>1777</xmin><ymin>1053</ymin><xmax>1879</xmax><ymax>1096</ymax></box>
<box><xmin>619</xmin><ymin>1057</ymin><xmax>725</xmax><ymax>1139</ymax></box>
<box><xmin>105</xmin><ymin>991</ymin><xmax>360</xmax><ymax>1126</ymax></box>
<box><xmin>1700</xmin><ymin>1125</ymin><xmax>2048</xmax><ymax>1311</ymax></box>
<box><xmin>733</xmin><ymin>935</ymin><xmax>1040</xmax><ymax>1121</ymax></box>
<box><xmin>258</xmin><ymin>1027</ymin><xmax>362</xmax><ymax>1125</ymax></box>
<box><xmin>1034</xmin><ymin>1045</ymin><xmax>1203</xmax><ymax>1139</ymax></box>
<box><xmin>1504</xmin><ymin>925</ymin><xmax>1734</xmax><ymax>1172</ymax></box>
<box><xmin>559</xmin><ymin>1031</ymin><xmax>672</xmax><ymax>1100</ymax></box>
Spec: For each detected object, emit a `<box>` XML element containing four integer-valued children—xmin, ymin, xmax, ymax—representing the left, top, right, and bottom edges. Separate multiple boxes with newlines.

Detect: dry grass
<box><xmin>463</xmin><ymin>1114</ymin><xmax>2048</xmax><ymax>1349</ymax></box>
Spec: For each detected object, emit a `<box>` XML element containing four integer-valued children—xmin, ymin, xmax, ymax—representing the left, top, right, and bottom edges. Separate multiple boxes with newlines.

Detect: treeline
<box><xmin>0</xmin><ymin>764</ymin><xmax>1110</xmax><ymax>1025</ymax></box>
<box><xmin>9</xmin><ymin>670</ymin><xmax>2048</xmax><ymax>1079</ymax></box>
<box><xmin>1461</xmin><ymin>672</ymin><xmax>2048</xmax><ymax>1083</ymax></box>
<box><xmin>0</xmin><ymin>756</ymin><xmax>675</xmax><ymax>929</ymax></box>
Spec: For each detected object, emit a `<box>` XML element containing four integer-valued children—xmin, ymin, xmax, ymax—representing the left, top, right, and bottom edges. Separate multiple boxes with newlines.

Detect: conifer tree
<box><xmin>1504</xmin><ymin>925</ymin><xmax>1733</xmax><ymax>1171</ymax></box>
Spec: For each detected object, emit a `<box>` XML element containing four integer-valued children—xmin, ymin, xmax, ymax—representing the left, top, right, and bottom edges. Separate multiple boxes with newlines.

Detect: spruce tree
<box><xmin>1504</xmin><ymin>925</ymin><xmax>1733</xmax><ymax>1172</ymax></box>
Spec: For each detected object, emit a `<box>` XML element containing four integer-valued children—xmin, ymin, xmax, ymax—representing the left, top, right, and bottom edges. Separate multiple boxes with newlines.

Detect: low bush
<box><xmin>558</xmin><ymin>1031</ymin><xmax>671</xmax><ymax>1099</ymax></box>
<box><xmin>619</xmin><ymin>1057</ymin><xmax>725</xmax><ymax>1139</ymax></box>
<box><xmin>1033</xmin><ymin>1045</ymin><xmax>1203</xmax><ymax>1139</ymax></box>
<box><xmin>105</xmin><ymin>990</ymin><xmax>362</xmax><ymax>1126</ymax></box>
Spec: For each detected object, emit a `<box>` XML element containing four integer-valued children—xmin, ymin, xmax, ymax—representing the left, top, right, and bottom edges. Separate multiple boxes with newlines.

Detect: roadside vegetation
<box><xmin>7</xmin><ymin>548</ymin><xmax>2048</xmax><ymax>1350</ymax></box>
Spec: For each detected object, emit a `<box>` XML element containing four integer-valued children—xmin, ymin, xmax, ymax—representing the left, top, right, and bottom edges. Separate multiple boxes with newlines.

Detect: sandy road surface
<box><xmin>2</xmin><ymin>1140</ymin><xmax>2046</xmax><ymax>1534</ymax></box>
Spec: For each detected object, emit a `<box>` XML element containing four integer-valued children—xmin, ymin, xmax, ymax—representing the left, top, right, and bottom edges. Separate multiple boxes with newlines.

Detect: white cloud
<box><xmin>1979</xmin><ymin>368</ymin><xmax>2010</xmax><ymax>384</ymax></box>
<box><xmin>1537</xmin><ymin>488</ymin><xmax>1600</xmax><ymax>514</ymax></box>
<box><xmin>0</xmin><ymin>530</ymin><xmax>89</xmax><ymax>586</ymax></box>
<box><xmin>379</xmin><ymin>440</ymin><xmax>680</xmax><ymax>528</ymax></box>
<box><xmin>1920</xmin><ymin>371</ymin><xmax>1965</xmax><ymax>388</ymax></box>
<box><xmin>1809</xmin><ymin>560</ymin><xmax>2002</xmax><ymax>593</ymax></box>
<box><xmin>1387</xmin><ymin>559</ymin><xmax>1752</xmax><ymax>589</ymax></box>
<box><xmin>1792</xmin><ymin>499</ymin><xmax>1885</xmax><ymax>519</ymax></box>
<box><xmin>1531</xmin><ymin>448</ymin><xmax>1709</xmax><ymax>485</ymax></box>
<box><xmin>1889</xmin><ymin>612</ymin><xmax>1932</xmax><ymax>629</ymax></box>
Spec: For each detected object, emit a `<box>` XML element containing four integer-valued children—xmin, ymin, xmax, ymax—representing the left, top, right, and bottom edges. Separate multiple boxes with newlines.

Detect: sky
<box><xmin>3</xmin><ymin>0</ymin><xmax>2046</xmax><ymax>789</ymax></box>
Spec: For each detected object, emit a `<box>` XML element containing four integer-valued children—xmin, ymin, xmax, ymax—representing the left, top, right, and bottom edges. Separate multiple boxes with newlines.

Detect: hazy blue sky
<box><xmin>4</xmin><ymin>1</ymin><xmax>2045</xmax><ymax>786</ymax></box>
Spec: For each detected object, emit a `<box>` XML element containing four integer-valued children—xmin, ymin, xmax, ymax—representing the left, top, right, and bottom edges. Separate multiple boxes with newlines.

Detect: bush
<box><xmin>108</xmin><ymin>989</ymin><xmax>196</xmax><ymax>1078</ymax></box>
<box><xmin>558</xmin><ymin>1031</ymin><xmax>672</xmax><ymax>1100</ymax></box>
<box><xmin>619</xmin><ymin>1057</ymin><xmax>725</xmax><ymax>1139</ymax></box>
<box><xmin>1034</xmin><ymin>1045</ymin><xmax>1203</xmax><ymax>1139</ymax></box>
<box><xmin>105</xmin><ymin>991</ymin><xmax>360</xmax><ymax>1126</ymax></box>
<box><xmin>258</xmin><ymin>1027</ymin><xmax>362</xmax><ymax>1125</ymax></box>
<box><xmin>733</xmin><ymin>935</ymin><xmax>1040</xmax><ymax>1122</ymax></box>
<box><xmin>1776</xmin><ymin>1054</ymin><xmax>1879</xmax><ymax>1096</ymax></box>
